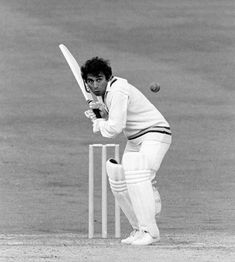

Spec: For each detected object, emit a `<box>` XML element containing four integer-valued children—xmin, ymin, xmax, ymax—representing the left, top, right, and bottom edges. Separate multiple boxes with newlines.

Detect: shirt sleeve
<box><xmin>98</xmin><ymin>91</ymin><xmax>128</xmax><ymax>138</ymax></box>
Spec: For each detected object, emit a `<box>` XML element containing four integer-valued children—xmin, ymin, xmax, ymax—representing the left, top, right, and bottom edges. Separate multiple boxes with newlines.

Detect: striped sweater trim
<box><xmin>128</xmin><ymin>126</ymin><xmax>171</xmax><ymax>140</ymax></box>
<box><xmin>110</xmin><ymin>78</ymin><xmax>117</xmax><ymax>86</ymax></box>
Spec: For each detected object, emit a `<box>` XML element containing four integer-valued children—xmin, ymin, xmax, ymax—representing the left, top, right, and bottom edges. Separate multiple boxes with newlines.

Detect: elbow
<box><xmin>99</xmin><ymin>120</ymin><xmax>123</xmax><ymax>138</ymax></box>
<box><xmin>110</xmin><ymin>120</ymin><xmax>125</xmax><ymax>135</ymax></box>
<box><xmin>102</xmin><ymin>125</ymin><xmax>122</xmax><ymax>138</ymax></box>
<box><xmin>107</xmin><ymin>125</ymin><xmax>122</xmax><ymax>138</ymax></box>
<box><xmin>113</xmin><ymin>125</ymin><xmax>123</xmax><ymax>135</ymax></box>
<box><xmin>107</xmin><ymin>120</ymin><xmax>123</xmax><ymax>136</ymax></box>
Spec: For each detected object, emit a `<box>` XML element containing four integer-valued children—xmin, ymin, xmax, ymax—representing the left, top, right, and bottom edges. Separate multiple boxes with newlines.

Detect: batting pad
<box><xmin>122</xmin><ymin>152</ymin><xmax>159</xmax><ymax>238</ymax></box>
<box><xmin>153</xmin><ymin>188</ymin><xmax>162</xmax><ymax>218</ymax></box>
<box><xmin>106</xmin><ymin>159</ymin><xmax>138</xmax><ymax>230</ymax></box>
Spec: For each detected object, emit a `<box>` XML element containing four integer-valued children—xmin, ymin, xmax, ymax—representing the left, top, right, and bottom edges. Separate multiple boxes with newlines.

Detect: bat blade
<box><xmin>59</xmin><ymin>44</ymin><xmax>93</xmax><ymax>103</ymax></box>
<box><xmin>59</xmin><ymin>44</ymin><xmax>101</xmax><ymax>118</ymax></box>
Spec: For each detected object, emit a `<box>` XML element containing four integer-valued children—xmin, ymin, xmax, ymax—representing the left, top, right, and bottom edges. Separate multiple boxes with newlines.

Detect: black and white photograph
<box><xmin>0</xmin><ymin>0</ymin><xmax>234</xmax><ymax>261</ymax></box>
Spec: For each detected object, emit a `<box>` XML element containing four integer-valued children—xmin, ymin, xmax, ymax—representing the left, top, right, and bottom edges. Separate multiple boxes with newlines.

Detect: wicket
<box><xmin>88</xmin><ymin>144</ymin><xmax>121</xmax><ymax>238</ymax></box>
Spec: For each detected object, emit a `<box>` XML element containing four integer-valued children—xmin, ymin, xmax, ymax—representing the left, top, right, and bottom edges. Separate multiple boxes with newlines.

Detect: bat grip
<box><xmin>93</xmin><ymin>109</ymin><xmax>102</xmax><ymax>118</ymax></box>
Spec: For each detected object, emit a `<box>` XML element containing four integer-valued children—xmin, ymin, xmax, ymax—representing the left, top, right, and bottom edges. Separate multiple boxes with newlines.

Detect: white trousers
<box><xmin>123</xmin><ymin>140</ymin><xmax>171</xmax><ymax>182</ymax></box>
<box><xmin>120</xmin><ymin>139</ymin><xmax>171</xmax><ymax>235</ymax></box>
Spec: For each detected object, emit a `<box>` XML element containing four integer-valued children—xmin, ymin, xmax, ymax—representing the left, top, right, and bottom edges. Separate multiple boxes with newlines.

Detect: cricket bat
<box><xmin>59</xmin><ymin>44</ymin><xmax>101</xmax><ymax>117</ymax></box>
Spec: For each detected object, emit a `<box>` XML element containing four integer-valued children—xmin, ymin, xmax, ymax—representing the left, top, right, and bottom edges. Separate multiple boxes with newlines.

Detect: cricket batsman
<box><xmin>82</xmin><ymin>57</ymin><xmax>172</xmax><ymax>245</ymax></box>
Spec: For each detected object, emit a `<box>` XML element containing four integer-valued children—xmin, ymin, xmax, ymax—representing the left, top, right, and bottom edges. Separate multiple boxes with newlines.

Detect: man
<box><xmin>82</xmin><ymin>57</ymin><xmax>172</xmax><ymax>245</ymax></box>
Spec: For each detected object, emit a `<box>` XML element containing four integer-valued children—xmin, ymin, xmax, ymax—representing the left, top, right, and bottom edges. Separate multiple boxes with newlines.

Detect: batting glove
<box><xmin>84</xmin><ymin>109</ymin><xmax>97</xmax><ymax>121</ymax></box>
<box><xmin>89</xmin><ymin>102</ymin><xmax>108</xmax><ymax>120</ymax></box>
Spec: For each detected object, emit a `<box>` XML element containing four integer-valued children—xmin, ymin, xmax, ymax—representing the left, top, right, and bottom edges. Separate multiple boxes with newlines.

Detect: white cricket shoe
<box><xmin>131</xmin><ymin>231</ymin><xmax>160</xmax><ymax>246</ymax></box>
<box><xmin>121</xmin><ymin>229</ymin><xmax>141</xmax><ymax>244</ymax></box>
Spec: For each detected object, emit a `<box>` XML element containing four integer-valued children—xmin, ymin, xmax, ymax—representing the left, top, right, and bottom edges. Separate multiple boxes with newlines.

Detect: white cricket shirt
<box><xmin>98</xmin><ymin>77</ymin><xmax>171</xmax><ymax>143</ymax></box>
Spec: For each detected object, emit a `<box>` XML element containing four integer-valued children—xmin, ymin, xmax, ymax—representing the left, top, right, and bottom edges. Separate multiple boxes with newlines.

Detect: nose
<box><xmin>93</xmin><ymin>81</ymin><xmax>98</xmax><ymax>89</ymax></box>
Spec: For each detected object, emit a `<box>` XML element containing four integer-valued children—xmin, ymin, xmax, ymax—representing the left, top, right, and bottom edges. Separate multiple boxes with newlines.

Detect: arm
<box><xmin>95</xmin><ymin>91</ymin><xmax>128</xmax><ymax>138</ymax></box>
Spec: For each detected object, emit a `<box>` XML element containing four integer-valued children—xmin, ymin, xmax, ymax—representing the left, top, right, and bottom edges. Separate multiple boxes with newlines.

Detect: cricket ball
<box><xmin>149</xmin><ymin>82</ymin><xmax>160</xmax><ymax>93</ymax></box>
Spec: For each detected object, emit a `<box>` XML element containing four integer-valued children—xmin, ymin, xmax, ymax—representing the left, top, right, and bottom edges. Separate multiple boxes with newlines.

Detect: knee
<box><xmin>153</xmin><ymin>162</ymin><xmax>161</xmax><ymax>173</ymax></box>
<box><xmin>122</xmin><ymin>152</ymin><xmax>152</xmax><ymax>184</ymax></box>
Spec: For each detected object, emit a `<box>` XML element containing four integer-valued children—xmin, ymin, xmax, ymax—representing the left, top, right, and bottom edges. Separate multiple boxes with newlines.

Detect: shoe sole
<box><xmin>131</xmin><ymin>237</ymin><xmax>160</xmax><ymax>246</ymax></box>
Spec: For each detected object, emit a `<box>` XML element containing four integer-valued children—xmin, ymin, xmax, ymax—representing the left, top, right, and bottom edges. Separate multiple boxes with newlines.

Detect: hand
<box><xmin>89</xmin><ymin>101</ymin><xmax>103</xmax><ymax>110</ymax></box>
<box><xmin>92</xmin><ymin>119</ymin><xmax>105</xmax><ymax>133</ymax></box>
<box><xmin>89</xmin><ymin>102</ymin><xmax>108</xmax><ymax>119</ymax></box>
<box><xmin>84</xmin><ymin>109</ymin><xmax>97</xmax><ymax>122</ymax></box>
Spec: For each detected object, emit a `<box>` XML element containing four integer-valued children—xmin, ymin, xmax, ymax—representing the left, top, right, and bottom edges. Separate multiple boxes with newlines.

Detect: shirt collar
<box><xmin>106</xmin><ymin>76</ymin><xmax>117</xmax><ymax>92</ymax></box>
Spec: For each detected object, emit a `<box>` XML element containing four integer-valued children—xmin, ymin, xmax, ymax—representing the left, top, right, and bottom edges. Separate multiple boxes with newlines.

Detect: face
<box><xmin>86</xmin><ymin>73</ymin><xmax>109</xmax><ymax>97</ymax></box>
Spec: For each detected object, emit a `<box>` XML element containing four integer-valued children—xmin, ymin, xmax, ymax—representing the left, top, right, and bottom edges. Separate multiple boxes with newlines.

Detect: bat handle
<box><xmin>93</xmin><ymin>109</ymin><xmax>102</xmax><ymax>118</ymax></box>
<box><xmin>87</xmin><ymin>100</ymin><xmax>102</xmax><ymax>118</ymax></box>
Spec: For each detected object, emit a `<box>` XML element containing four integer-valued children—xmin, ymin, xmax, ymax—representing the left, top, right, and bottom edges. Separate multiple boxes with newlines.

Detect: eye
<box><xmin>87</xmin><ymin>79</ymin><xmax>93</xmax><ymax>84</ymax></box>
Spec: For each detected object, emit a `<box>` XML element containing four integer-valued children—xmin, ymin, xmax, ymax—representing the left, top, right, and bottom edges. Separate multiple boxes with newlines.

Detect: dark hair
<box><xmin>81</xmin><ymin>57</ymin><xmax>112</xmax><ymax>81</ymax></box>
